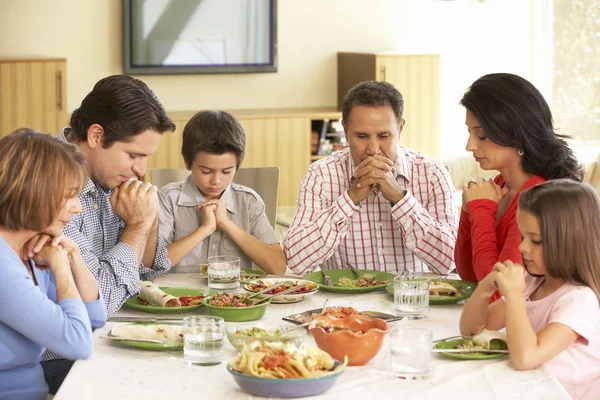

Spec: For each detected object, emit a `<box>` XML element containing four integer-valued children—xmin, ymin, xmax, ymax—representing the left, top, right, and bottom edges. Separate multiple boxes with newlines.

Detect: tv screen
<box><xmin>123</xmin><ymin>0</ymin><xmax>277</xmax><ymax>75</ymax></box>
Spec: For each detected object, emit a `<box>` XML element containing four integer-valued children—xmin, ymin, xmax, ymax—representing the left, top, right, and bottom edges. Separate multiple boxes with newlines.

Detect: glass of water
<box><xmin>207</xmin><ymin>255</ymin><xmax>240</xmax><ymax>290</ymax></box>
<box><xmin>183</xmin><ymin>316</ymin><xmax>225</xmax><ymax>365</ymax></box>
<box><xmin>394</xmin><ymin>276</ymin><xmax>429</xmax><ymax>319</ymax></box>
<box><xmin>390</xmin><ymin>326</ymin><xmax>432</xmax><ymax>379</ymax></box>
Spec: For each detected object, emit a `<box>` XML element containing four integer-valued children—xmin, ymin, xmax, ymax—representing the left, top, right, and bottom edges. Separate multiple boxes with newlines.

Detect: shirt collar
<box><xmin>346</xmin><ymin>144</ymin><xmax>411</xmax><ymax>184</ymax></box>
<box><xmin>176</xmin><ymin>174</ymin><xmax>236</xmax><ymax>214</ymax></box>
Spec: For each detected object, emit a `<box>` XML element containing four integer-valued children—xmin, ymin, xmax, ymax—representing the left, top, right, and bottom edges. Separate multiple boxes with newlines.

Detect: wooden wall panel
<box><xmin>0</xmin><ymin>58</ymin><xmax>67</xmax><ymax>137</ymax></box>
<box><xmin>376</xmin><ymin>54</ymin><xmax>440</xmax><ymax>159</ymax></box>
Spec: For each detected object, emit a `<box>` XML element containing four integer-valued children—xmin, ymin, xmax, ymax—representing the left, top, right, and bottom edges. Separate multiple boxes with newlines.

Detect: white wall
<box><xmin>0</xmin><ymin>0</ymin><xmax>533</xmax><ymax>159</ymax></box>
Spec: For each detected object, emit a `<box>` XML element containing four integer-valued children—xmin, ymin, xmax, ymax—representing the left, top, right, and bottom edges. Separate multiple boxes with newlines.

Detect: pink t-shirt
<box><xmin>523</xmin><ymin>274</ymin><xmax>600</xmax><ymax>400</ymax></box>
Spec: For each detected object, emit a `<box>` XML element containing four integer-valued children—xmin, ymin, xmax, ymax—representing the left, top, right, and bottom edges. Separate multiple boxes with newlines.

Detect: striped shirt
<box><xmin>283</xmin><ymin>147</ymin><xmax>458</xmax><ymax>275</ymax></box>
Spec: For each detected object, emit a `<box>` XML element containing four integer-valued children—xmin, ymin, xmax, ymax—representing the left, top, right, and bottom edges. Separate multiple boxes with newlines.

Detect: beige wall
<box><xmin>0</xmin><ymin>0</ymin><xmax>533</xmax><ymax>159</ymax></box>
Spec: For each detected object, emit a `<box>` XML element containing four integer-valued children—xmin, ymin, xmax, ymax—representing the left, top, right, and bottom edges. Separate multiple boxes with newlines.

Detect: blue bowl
<box><xmin>226</xmin><ymin>361</ymin><xmax>344</xmax><ymax>398</ymax></box>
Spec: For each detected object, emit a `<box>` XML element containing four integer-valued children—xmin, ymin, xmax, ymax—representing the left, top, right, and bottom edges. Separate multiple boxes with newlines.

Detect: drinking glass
<box><xmin>394</xmin><ymin>276</ymin><xmax>429</xmax><ymax>319</ymax></box>
<box><xmin>207</xmin><ymin>255</ymin><xmax>240</xmax><ymax>290</ymax></box>
<box><xmin>390</xmin><ymin>326</ymin><xmax>432</xmax><ymax>379</ymax></box>
<box><xmin>183</xmin><ymin>316</ymin><xmax>225</xmax><ymax>365</ymax></box>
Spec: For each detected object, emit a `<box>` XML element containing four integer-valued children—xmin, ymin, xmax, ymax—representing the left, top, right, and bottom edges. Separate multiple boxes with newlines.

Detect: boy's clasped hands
<box><xmin>197</xmin><ymin>199</ymin><xmax>231</xmax><ymax>235</ymax></box>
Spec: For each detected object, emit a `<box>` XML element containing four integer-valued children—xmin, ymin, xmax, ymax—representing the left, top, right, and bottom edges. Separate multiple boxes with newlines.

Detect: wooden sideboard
<box><xmin>148</xmin><ymin>108</ymin><xmax>342</xmax><ymax>207</ymax></box>
<box><xmin>0</xmin><ymin>57</ymin><xmax>67</xmax><ymax>137</ymax></box>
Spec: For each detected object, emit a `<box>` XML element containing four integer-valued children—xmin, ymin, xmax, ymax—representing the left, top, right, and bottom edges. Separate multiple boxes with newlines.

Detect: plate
<box><xmin>385</xmin><ymin>278</ymin><xmax>477</xmax><ymax>305</ymax></box>
<box><xmin>283</xmin><ymin>308</ymin><xmax>402</xmax><ymax>325</ymax></box>
<box><xmin>190</xmin><ymin>268</ymin><xmax>267</xmax><ymax>281</ymax></box>
<box><xmin>124</xmin><ymin>287</ymin><xmax>207</xmax><ymax>313</ymax></box>
<box><xmin>243</xmin><ymin>278</ymin><xmax>319</xmax><ymax>304</ymax></box>
<box><xmin>108</xmin><ymin>323</ymin><xmax>183</xmax><ymax>351</ymax></box>
<box><xmin>433</xmin><ymin>338</ymin><xmax>507</xmax><ymax>360</ymax></box>
<box><xmin>225</xmin><ymin>322</ymin><xmax>307</xmax><ymax>351</ymax></box>
<box><xmin>226</xmin><ymin>360</ymin><xmax>344</xmax><ymax>398</ymax></box>
<box><xmin>303</xmin><ymin>270</ymin><xmax>394</xmax><ymax>293</ymax></box>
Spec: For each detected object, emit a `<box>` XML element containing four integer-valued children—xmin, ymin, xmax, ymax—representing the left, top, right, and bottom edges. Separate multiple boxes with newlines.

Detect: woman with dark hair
<box><xmin>454</xmin><ymin>73</ymin><xmax>582</xmax><ymax>301</ymax></box>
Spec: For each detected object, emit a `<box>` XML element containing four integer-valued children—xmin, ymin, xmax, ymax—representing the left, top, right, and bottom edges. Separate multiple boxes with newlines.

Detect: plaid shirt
<box><xmin>283</xmin><ymin>147</ymin><xmax>458</xmax><ymax>275</ymax></box>
<box><xmin>42</xmin><ymin>128</ymin><xmax>171</xmax><ymax>362</ymax></box>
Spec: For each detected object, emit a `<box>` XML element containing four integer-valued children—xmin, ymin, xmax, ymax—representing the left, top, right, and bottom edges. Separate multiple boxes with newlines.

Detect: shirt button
<box><xmin>89</xmin><ymin>188</ymin><xmax>95</xmax><ymax>194</ymax></box>
<box><xmin>211</xmin><ymin>245</ymin><xmax>216</xmax><ymax>250</ymax></box>
<box><xmin>92</xmin><ymin>204</ymin><xmax>98</xmax><ymax>209</ymax></box>
<box><xmin>378</xmin><ymin>223</ymin><xmax>383</xmax><ymax>227</ymax></box>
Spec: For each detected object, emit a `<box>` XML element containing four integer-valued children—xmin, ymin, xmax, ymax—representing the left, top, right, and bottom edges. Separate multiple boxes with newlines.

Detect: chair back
<box><xmin>233</xmin><ymin>167</ymin><xmax>280</xmax><ymax>229</ymax></box>
<box><xmin>150</xmin><ymin>167</ymin><xmax>280</xmax><ymax>229</ymax></box>
<box><xmin>150</xmin><ymin>168</ymin><xmax>190</xmax><ymax>190</ymax></box>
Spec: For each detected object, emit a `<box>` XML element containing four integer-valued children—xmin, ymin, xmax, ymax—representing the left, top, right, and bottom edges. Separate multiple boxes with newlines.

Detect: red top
<box><xmin>454</xmin><ymin>175</ymin><xmax>546</xmax><ymax>302</ymax></box>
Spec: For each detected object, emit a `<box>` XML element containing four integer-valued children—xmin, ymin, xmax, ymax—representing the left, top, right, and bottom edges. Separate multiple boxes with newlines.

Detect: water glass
<box><xmin>207</xmin><ymin>255</ymin><xmax>240</xmax><ymax>290</ymax></box>
<box><xmin>394</xmin><ymin>276</ymin><xmax>429</xmax><ymax>319</ymax></box>
<box><xmin>183</xmin><ymin>316</ymin><xmax>225</xmax><ymax>365</ymax></box>
<box><xmin>390</xmin><ymin>326</ymin><xmax>432</xmax><ymax>379</ymax></box>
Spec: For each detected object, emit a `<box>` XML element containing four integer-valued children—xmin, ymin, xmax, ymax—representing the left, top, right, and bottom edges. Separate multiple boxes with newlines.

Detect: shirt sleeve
<box><xmin>139</xmin><ymin>234</ymin><xmax>171</xmax><ymax>281</ymax></box>
<box><xmin>466</xmin><ymin>199</ymin><xmax>523</xmax><ymax>281</ymax></box>
<box><xmin>455</xmin><ymin>210</ymin><xmax>478</xmax><ymax>282</ymax></box>
<box><xmin>283</xmin><ymin>166</ymin><xmax>360</xmax><ymax>275</ymax></box>
<box><xmin>0</xmin><ymin>257</ymin><xmax>94</xmax><ymax>361</ymax></box>
<box><xmin>158</xmin><ymin>189</ymin><xmax>176</xmax><ymax>245</ymax></box>
<box><xmin>248</xmin><ymin>196</ymin><xmax>279</xmax><ymax>245</ymax></box>
<box><xmin>63</xmin><ymin>213</ymin><xmax>142</xmax><ymax>317</ymax></box>
<box><xmin>549</xmin><ymin>287</ymin><xmax>600</xmax><ymax>344</ymax></box>
<box><xmin>390</xmin><ymin>162</ymin><xmax>458</xmax><ymax>275</ymax></box>
<box><xmin>48</xmin><ymin>270</ymin><xmax>107</xmax><ymax>330</ymax></box>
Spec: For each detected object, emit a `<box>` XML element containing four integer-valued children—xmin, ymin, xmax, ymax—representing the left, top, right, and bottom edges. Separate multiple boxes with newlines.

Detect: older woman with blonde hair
<box><xmin>0</xmin><ymin>129</ymin><xmax>106</xmax><ymax>399</ymax></box>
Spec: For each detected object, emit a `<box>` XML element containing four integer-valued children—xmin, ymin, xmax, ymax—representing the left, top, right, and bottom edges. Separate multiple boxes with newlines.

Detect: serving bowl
<box><xmin>203</xmin><ymin>294</ymin><xmax>270</xmax><ymax>322</ymax></box>
<box><xmin>225</xmin><ymin>322</ymin><xmax>307</xmax><ymax>351</ymax></box>
<box><xmin>309</xmin><ymin>314</ymin><xmax>389</xmax><ymax>366</ymax></box>
<box><xmin>226</xmin><ymin>360</ymin><xmax>344</xmax><ymax>398</ymax></box>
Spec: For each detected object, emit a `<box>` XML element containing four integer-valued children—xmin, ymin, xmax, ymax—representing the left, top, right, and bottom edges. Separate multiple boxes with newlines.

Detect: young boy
<box><xmin>158</xmin><ymin>110</ymin><xmax>286</xmax><ymax>275</ymax></box>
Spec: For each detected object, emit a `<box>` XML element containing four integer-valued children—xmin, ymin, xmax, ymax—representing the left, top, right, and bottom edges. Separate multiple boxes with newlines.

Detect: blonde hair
<box><xmin>518</xmin><ymin>179</ymin><xmax>600</xmax><ymax>300</ymax></box>
<box><xmin>0</xmin><ymin>128</ymin><xmax>87</xmax><ymax>231</ymax></box>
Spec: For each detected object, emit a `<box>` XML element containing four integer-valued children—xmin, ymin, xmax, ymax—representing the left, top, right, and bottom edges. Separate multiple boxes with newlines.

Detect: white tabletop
<box><xmin>54</xmin><ymin>274</ymin><xmax>570</xmax><ymax>400</ymax></box>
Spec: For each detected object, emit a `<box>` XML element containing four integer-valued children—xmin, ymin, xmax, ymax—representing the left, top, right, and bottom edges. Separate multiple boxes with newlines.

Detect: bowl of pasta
<box><xmin>225</xmin><ymin>323</ymin><xmax>307</xmax><ymax>351</ymax></box>
<box><xmin>227</xmin><ymin>341</ymin><xmax>347</xmax><ymax>398</ymax></box>
<box><xmin>309</xmin><ymin>314</ymin><xmax>389</xmax><ymax>366</ymax></box>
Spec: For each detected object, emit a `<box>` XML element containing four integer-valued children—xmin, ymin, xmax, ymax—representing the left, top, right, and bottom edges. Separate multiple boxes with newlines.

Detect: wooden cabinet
<box><xmin>147</xmin><ymin>108</ymin><xmax>341</xmax><ymax>207</ymax></box>
<box><xmin>0</xmin><ymin>58</ymin><xmax>67</xmax><ymax>137</ymax></box>
<box><xmin>338</xmin><ymin>52</ymin><xmax>440</xmax><ymax>159</ymax></box>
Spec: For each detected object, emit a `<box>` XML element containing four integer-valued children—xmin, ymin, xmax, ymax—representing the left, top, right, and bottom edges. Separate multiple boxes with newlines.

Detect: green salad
<box><xmin>234</xmin><ymin>327</ymin><xmax>282</xmax><ymax>337</ymax></box>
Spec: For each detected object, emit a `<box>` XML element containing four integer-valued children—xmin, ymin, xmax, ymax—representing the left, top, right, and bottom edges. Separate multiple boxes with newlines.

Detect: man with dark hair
<box><xmin>35</xmin><ymin>75</ymin><xmax>176</xmax><ymax>393</ymax></box>
<box><xmin>284</xmin><ymin>81</ymin><xmax>458</xmax><ymax>275</ymax></box>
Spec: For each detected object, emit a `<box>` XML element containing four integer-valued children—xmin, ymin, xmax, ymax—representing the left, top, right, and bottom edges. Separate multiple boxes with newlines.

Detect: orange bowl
<box><xmin>309</xmin><ymin>314</ymin><xmax>389</xmax><ymax>366</ymax></box>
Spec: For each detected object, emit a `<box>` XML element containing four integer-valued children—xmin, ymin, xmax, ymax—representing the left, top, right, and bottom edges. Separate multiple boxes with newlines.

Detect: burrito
<box><xmin>472</xmin><ymin>329</ymin><xmax>508</xmax><ymax>350</ymax></box>
<box><xmin>429</xmin><ymin>281</ymin><xmax>460</xmax><ymax>297</ymax></box>
<box><xmin>111</xmin><ymin>324</ymin><xmax>183</xmax><ymax>344</ymax></box>
<box><xmin>139</xmin><ymin>281</ymin><xmax>181</xmax><ymax>307</ymax></box>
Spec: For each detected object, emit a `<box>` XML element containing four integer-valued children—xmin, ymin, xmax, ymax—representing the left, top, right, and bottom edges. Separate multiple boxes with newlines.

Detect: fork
<box><xmin>345</xmin><ymin>263</ymin><xmax>360</xmax><ymax>278</ymax></box>
<box><xmin>322</xmin><ymin>270</ymin><xmax>334</xmax><ymax>286</ymax></box>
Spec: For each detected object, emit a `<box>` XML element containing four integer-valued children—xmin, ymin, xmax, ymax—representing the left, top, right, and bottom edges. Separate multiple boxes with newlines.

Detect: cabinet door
<box><xmin>376</xmin><ymin>55</ymin><xmax>440</xmax><ymax>159</ymax></box>
<box><xmin>240</xmin><ymin>117</ymin><xmax>311</xmax><ymax>207</ymax></box>
<box><xmin>0</xmin><ymin>60</ymin><xmax>67</xmax><ymax>137</ymax></box>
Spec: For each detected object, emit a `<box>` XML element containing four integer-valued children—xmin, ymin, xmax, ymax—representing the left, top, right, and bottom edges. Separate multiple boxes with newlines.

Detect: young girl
<box><xmin>459</xmin><ymin>179</ymin><xmax>600</xmax><ymax>400</ymax></box>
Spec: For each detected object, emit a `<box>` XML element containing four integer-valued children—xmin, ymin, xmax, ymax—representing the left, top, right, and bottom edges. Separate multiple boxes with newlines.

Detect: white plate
<box><xmin>243</xmin><ymin>278</ymin><xmax>319</xmax><ymax>304</ymax></box>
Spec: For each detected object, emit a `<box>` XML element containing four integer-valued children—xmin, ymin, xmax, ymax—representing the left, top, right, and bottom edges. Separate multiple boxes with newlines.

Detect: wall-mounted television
<box><xmin>123</xmin><ymin>0</ymin><xmax>277</xmax><ymax>75</ymax></box>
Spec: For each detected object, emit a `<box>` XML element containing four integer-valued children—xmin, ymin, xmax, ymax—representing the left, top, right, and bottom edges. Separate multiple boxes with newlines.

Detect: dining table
<box><xmin>54</xmin><ymin>273</ymin><xmax>571</xmax><ymax>400</ymax></box>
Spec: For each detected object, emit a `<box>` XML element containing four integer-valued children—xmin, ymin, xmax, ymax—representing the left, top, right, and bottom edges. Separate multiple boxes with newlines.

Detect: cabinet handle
<box><xmin>380</xmin><ymin>65</ymin><xmax>387</xmax><ymax>81</ymax></box>
<box><xmin>56</xmin><ymin>71</ymin><xmax>63</xmax><ymax>111</ymax></box>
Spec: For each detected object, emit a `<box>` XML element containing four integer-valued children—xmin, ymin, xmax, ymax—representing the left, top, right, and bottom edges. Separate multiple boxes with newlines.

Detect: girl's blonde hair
<box><xmin>0</xmin><ymin>128</ymin><xmax>87</xmax><ymax>231</ymax></box>
<box><xmin>519</xmin><ymin>179</ymin><xmax>600</xmax><ymax>300</ymax></box>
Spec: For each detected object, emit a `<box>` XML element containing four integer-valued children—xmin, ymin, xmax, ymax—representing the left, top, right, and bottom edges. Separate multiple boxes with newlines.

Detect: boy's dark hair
<box><xmin>461</xmin><ymin>73</ymin><xmax>583</xmax><ymax>181</ymax></box>
<box><xmin>341</xmin><ymin>81</ymin><xmax>404</xmax><ymax>124</ymax></box>
<box><xmin>519</xmin><ymin>179</ymin><xmax>600</xmax><ymax>301</ymax></box>
<box><xmin>181</xmin><ymin>110</ymin><xmax>246</xmax><ymax>169</ymax></box>
<box><xmin>69</xmin><ymin>75</ymin><xmax>176</xmax><ymax>148</ymax></box>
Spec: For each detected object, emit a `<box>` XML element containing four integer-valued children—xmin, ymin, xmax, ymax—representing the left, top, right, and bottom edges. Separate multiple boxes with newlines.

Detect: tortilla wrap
<box><xmin>139</xmin><ymin>281</ymin><xmax>181</xmax><ymax>307</ymax></box>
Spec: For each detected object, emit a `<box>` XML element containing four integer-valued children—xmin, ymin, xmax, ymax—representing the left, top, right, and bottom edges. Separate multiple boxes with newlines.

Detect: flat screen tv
<box><xmin>123</xmin><ymin>0</ymin><xmax>277</xmax><ymax>75</ymax></box>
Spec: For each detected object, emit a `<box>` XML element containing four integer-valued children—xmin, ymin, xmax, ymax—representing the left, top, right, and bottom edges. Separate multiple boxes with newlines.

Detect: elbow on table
<box><xmin>509</xmin><ymin>352</ymin><xmax>541</xmax><ymax>371</ymax></box>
